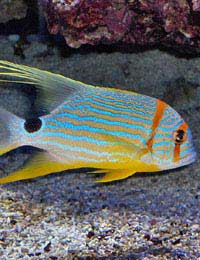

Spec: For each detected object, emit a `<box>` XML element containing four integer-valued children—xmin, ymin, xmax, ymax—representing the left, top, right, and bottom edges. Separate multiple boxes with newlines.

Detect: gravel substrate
<box><xmin>0</xmin><ymin>36</ymin><xmax>199</xmax><ymax>259</ymax></box>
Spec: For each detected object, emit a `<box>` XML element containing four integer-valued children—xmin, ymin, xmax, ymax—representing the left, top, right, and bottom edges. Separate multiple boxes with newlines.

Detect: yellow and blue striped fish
<box><xmin>0</xmin><ymin>60</ymin><xmax>197</xmax><ymax>183</ymax></box>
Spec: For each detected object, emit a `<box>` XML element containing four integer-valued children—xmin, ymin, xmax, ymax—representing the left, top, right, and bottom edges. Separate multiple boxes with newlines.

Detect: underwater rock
<box><xmin>192</xmin><ymin>0</ymin><xmax>200</xmax><ymax>11</ymax></box>
<box><xmin>42</xmin><ymin>0</ymin><xmax>200</xmax><ymax>53</ymax></box>
<box><xmin>0</xmin><ymin>0</ymin><xmax>28</xmax><ymax>23</ymax></box>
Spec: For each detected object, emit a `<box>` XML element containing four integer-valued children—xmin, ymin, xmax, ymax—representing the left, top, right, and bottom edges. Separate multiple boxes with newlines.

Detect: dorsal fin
<box><xmin>0</xmin><ymin>60</ymin><xmax>94</xmax><ymax>117</ymax></box>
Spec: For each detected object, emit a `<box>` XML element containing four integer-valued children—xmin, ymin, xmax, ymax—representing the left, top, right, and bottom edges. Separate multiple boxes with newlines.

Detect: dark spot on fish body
<box><xmin>24</xmin><ymin>118</ymin><xmax>42</xmax><ymax>133</ymax></box>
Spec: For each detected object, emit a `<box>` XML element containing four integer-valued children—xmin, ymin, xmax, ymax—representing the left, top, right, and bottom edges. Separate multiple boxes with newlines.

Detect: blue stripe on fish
<box><xmin>41</xmin><ymin>132</ymin><xmax>109</xmax><ymax>145</ymax></box>
<box><xmin>64</xmin><ymin>98</ymin><xmax>155</xmax><ymax>115</ymax></box>
<box><xmin>62</xmin><ymin>104</ymin><xmax>153</xmax><ymax>125</ymax></box>
<box><xmin>54</xmin><ymin>112</ymin><xmax>150</xmax><ymax>132</ymax></box>
<box><xmin>35</xmin><ymin>140</ymin><xmax>112</xmax><ymax>157</ymax></box>
<box><xmin>45</xmin><ymin>119</ymin><xmax>146</xmax><ymax>144</ymax></box>
<box><xmin>90</xmin><ymin>91</ymin><xmax>156</xmax><ymax>108</ymax></box>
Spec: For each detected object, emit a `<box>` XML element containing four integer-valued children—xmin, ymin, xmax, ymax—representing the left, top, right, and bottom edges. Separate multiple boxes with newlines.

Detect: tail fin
<box><xmin>0</xmin><ymin>60</ymin><xmax>92</xmax><ymax>115</ymax></box>
<box><xmin>0</xmin><ymin>108</ymin><xmax>23</xmax><ymax>156</ymax></box>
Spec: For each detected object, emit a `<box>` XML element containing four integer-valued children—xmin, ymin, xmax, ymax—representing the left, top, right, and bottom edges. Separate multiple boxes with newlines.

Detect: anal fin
<box><xmin>0</xmin><ymin>152</ymin><xmax>69</xmax><ymax>184</ymax></box>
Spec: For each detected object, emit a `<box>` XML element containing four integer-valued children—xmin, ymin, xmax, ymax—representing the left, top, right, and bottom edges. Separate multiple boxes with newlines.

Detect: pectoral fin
<box><xmin>0</xmin><ymin>152</ymin><xmax>69</xmax><ymax>184</ymax></box>
<box><xmin>88</xmin><ymin>136</ymin><xmax>150</xmax><ymax>182</ymax></box>
<box><xmin>102</xmin><ymin>134</ymin><xmax>148</xmax><ymax>158</ymax></box>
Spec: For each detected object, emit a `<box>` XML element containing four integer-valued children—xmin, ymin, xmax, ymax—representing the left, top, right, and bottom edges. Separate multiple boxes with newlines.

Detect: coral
<box><xmin>0</xmin><ymin>0</ymin><xmax>28</xmax><ymax>23</ymax></box>
<box><xmin>42</xmin><ymin>0</ymin><xmax>200</xmax><ymax>53</ymax></box>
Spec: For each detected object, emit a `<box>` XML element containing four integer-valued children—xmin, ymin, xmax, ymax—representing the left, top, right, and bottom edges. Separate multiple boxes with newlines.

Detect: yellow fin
<box><xmin>0</xmin><ymin>152</ymin><xmax>69</xmax><ymax>184</ymax></box>
<box><xmin>96</xmin><ymin>169</ymin><xmax>136</xmax><ymax>183</ymax></box>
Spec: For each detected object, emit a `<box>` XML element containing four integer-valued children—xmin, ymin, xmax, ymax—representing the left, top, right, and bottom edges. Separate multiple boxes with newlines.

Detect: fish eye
<box><xmin>173</xmin><ymin>129</ymin><xmax>187</xmax><ymax>144</ymax></box>
<box><xmin>24</xmin><ymin>118</ymin><xmax>42</xmax><ymax>133</ymax></box>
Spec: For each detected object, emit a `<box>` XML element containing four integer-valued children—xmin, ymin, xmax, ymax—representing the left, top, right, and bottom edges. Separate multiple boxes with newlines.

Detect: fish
<box><xmin>0</xmin><ymin>60</ymin><xmax>197</xmax><ymax>183</ymax></box>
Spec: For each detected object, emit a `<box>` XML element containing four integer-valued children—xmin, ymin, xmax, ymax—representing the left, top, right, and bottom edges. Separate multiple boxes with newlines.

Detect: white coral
<box><xmin>52</xmin><ymin>0</ymin><xmax>80</xmax><ymax>11</ymax></box>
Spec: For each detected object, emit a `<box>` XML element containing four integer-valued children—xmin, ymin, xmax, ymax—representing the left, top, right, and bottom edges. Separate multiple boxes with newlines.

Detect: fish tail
<box><xmin>0</xmin><ymin>108</ymin><xmax>24</xmax><ymax>155</ymax></box>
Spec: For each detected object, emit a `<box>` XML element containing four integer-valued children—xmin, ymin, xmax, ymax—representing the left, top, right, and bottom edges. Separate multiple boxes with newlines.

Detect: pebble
<box><xmin>21</xmin><ymin>247</ymin><xmax>29</xmax><ymax>254</ymax></box>
<box><xmin>15</xmin><ymin>223</ymin><xmax>22</xmax><ymax>233</ymax></box>
<box><xmin>26</xmin><ymin>34</ymin><xmax>40</xmax><ymax>43</ymax></box>
<box><xmin>8</xmin><ymin>34</ymin><xmax>20</xmax><ymax>42</ymax></box>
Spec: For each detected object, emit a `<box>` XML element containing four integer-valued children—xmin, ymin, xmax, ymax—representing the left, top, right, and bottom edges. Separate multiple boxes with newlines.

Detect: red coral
<box><xmin>42</xmin><ymin>0</ymin><xmax>200</xmax><ymax>53</ymax></box>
